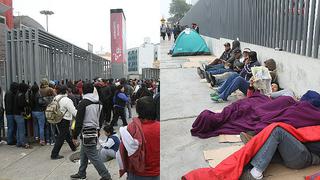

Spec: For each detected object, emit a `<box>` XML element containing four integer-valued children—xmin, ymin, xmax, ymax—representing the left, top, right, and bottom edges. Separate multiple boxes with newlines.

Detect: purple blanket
<box><xmin>191</xmin><ymin>92</ymin><xmax>320</xmax><ymax>138</ymax></box>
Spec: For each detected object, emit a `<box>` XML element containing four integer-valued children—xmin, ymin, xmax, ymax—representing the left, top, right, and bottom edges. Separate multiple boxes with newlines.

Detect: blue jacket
<box><xmin>240</xmin><ymin>60</ymin><xmax>261</xmax><ymax>81</ymax></box>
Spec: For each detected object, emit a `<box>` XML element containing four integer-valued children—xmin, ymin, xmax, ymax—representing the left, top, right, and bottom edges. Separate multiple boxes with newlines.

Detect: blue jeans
<box><xmin>45</xmin><ymin>122</ymin><xmax>55</xmax><ymax>144</ymax></box>
<box><xmin>206</xmin><ymin>64</ymin><xmax>224</xmax><ymax>71</ymax></box>
<box><xmin>14</xmin><ymin>115</ymin><xmax>26</xmax><ymax>146</ymax></box>
<box><xmin>218</xmin><ymin>74</ymin><xmax>249</xmax><ymax>100</ymax></box>
<box><xmin>208</xmin><ymin>68</ymin><xmax>232</xmax><ymax>75</ymax></box>
<box><xmin>251</xmin><ymin>127</ymin><xmax>313</xmax><ymax>172</ymax></box>
<box><xmin>32</xmin><ymin>111</ymin><xmax>46</xmax><ymax>141</ymax></box>
<box><xmin>6</xmin><ymin>115</ymin><xmax>15</xmax><ymax>144</ymax></box>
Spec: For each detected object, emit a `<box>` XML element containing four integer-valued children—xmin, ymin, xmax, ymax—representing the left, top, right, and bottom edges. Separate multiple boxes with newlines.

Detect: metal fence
<box><xmin>4</xmin><ymin>28</ymin><xmax>111</xmax><ymax>90</ymax></box>
<box><xmin>142</xmin><ymin>68</ymin><xmax>160</xmax><ymax>80</ymax></box>
<box><xmin>181</xmin><ymin>0</ymin><xmax>320</xmax><ymax>58</ymax></box>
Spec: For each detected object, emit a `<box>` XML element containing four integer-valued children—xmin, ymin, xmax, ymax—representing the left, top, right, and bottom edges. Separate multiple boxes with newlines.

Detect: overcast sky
<box><xmin>13</xmin><ymin>0</ymin><xmax>160</xmax><ymax>53</ymax></box>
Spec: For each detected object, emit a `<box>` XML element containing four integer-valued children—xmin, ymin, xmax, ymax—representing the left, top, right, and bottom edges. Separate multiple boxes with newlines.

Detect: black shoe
<box><xmin>311</xmin><ymin>153</ymin><xmax>320</xmax><ymax>165</ymax></box>
<box><xmin>197</xmin><ymin>67</ymin><xmax>204</xmax><ymax>79</ymax></box>
<box><xmin>51</xmin><ymin>155</ymin><xmax>64</xmax><ymax>160</ymax></box>
<box><xmin>70</xmin><ymin>173</ymin><xmax>86</xmax><ymax>179</ymax></box>
<box><xmin>205</xmin><ymin>71</ymin><xmax>211</xmax><ymax>83</ymax></box>
<box><xmin>100</xmin><ymin>177</ymin><xmax>112</xmax><ymax>180</ymax></box>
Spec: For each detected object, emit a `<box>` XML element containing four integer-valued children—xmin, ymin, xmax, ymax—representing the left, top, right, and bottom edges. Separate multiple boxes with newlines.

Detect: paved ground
<box><xmin>160</xmin><ymin>39</ymin><xmax>320</xmax><ymax>180</ymax></box>
<box><xmin>0</xmin><ymin>110</ymin><xmax>136</xmax><ymax>180</ymax></box>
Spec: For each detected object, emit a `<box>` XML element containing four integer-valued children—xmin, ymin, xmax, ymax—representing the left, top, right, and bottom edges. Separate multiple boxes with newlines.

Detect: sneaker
<box><xmin>40</xmin><ymin>140</ymin><xmax>46</xmax><ymax>146</ymax></box>
<box><xmin>46</xmin><ymin>143</ymin><xmax>50</xmax><ymax>146</ymax></box>
<box><xmin>210</xmin><ymin>90</ymin><xmax>219</xmax><ymax>97</ymax></box>
<box><xmin>240</xmin><ymin>168</ymin><xmax>262</xmax><ymax>180</ymax></box>
<box><xmin>0</xmin><ymin>140</ymin><xmax>7</xmax><ymax>145</ymax></box>
<box><xmin>70</xmin><ymin>173</ymin><xmax>86</xmax><ymax>179</ymax></box>
<box><xmin>240</xmin><ymin>132</ymin><xmax>253</xmax><ymax>144</ymax></box>
<box><xmin>211</xmin><ymin>96</ymin><xmax>225</xmax><ymax>103</ymax></box>
<box><xmin>197</xmin><ymin>67</ymin><xmax>205</xmax><ymax>79</ymax></box>
<box><xmin>50</xmin><ymin>142</ymin><xmax>55</xmax><ymax>146</ymax></box>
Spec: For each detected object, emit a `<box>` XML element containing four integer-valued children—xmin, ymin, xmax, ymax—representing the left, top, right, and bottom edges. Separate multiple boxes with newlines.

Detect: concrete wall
<box><xmin>203</xmin><ymin>35</ymin><xmax>320</xmax><ymax>97</ymax></box>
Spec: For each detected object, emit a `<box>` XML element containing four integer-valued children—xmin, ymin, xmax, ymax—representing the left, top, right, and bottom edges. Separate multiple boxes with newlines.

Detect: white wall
<box><xmin>203</xmin><ymin>36</ymin><xmax>320</xmax><ymax>97</ymax></box>
<box><xmin>138</xmin><ymin>44</ymin><xmax>155</xmax><ymax>74</ymax></box>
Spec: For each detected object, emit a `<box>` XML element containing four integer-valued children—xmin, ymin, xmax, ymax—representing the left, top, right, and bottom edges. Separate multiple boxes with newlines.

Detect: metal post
<box><xmin>312</xmin><ymin>0</ymin><xmax>320</xmax><ymax>58</ymax></box>
<box><xmin>301</xmin><ymin>0</ymin><xmax>310</xmax><ymax>55</ymax></box>
<box><xmin>307</xmin><ymin>0</ymin><xmax>316</xmax><ymax>57</ymax></box>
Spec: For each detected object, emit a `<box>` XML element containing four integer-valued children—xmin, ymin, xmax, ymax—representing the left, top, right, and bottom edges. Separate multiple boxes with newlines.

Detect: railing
<box><xmin>3</xmin><ymin>28</ymin><xmax>111</xmax><ymax>89</ymax></box>
<box><xmin>142</xmin><ymin>68</ymin><xmax>160</xmax><ymax>80</ymax></box>
<box><xmin>181</xmin><ymin>0</ymin><xmax>320</xmax><ymax>58</ymax></box>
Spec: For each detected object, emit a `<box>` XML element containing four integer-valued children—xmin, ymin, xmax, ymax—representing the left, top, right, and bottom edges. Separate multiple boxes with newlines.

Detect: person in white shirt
<box><xmin>51</xmin><ymin>85</ymin><xmax>78</xmax><ymax>160</ymax></box>
<box><xmin>99</xmin><ymin>125</ymin><xmax>120</xmax><ymax>162</ymax></box>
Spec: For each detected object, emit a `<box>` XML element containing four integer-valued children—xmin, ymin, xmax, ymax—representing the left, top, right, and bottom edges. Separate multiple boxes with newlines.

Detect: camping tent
<box><xmin>171</xmin><ymin>28</ymin><xmax>211</xmax><ymax>57</ymax></box>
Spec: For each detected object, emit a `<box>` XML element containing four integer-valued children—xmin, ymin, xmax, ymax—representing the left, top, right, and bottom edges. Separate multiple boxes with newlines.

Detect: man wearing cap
<box><xmin>220</xmin><ymin>43</ymin><xmax>232</xmax><ymax>61</ymax></box>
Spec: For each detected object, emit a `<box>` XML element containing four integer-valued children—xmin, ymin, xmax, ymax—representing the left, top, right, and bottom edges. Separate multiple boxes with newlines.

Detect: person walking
<box><xmin>160</xmin><ymin>24</ymin><xmax>167</xmax><ymax>41</ymax></box>
<box><xmin>71</xmin><ymin>83</ymin><xmax>112</xmax><ymax>180</ymax></box>
<box><xmin>110</xmin><ymin>85</ymin><xmax>128</xmax><ymax>127</ymax></box>
<box><xmin>50</xmin><ymin>85</ymin><xmax>77</xmax><ymax>159</ymax></box>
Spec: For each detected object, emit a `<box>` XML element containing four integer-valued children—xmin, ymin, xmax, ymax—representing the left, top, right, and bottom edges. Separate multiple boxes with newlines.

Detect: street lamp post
<box><xmin>40</xmin><ymin>10</ymin><xmax>54</xmax><ymax>32</ymax></box>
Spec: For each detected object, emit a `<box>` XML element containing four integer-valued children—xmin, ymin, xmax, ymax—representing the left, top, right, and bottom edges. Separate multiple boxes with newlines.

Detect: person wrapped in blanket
<box><xmin>240</xmin><ymin>126</ymin><xmax>320</xmax><ymax>180</ymax></box>
<box><xmin>239</xmin><ymin>91</ymin><xmax>320</xmax><ymax>180</ymax></box>
<box><xmin>99</xmin><ymin>125</ymin><xmax>120</xmax><ymax>162</ymax></box>
<box><xmin>116</xmin><ymin>96</ymin><xmax>160</xmax><ymax>180</ymax></box>
<box><xmin>183</xmin><ymin>123</ymin><xmax>320</xmax><ymax>180</ymax></box>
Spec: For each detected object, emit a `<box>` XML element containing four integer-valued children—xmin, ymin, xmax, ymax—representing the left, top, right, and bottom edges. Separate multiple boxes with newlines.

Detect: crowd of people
<box><xmin>0</xmin><ymin>77</ymin><xmax>160</xmax><ymax>180</ymax></box>
<box><xmin>160</xmin><ymin>22</ymin><xmax>199</xmax><ymax>42</ymax></box>
<box><xmin>186</xmin><ymin>40</ymin><xmax>320</xmax><ymax>180</ymax></box>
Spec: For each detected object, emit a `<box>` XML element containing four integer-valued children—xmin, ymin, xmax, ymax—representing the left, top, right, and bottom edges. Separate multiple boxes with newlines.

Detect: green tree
<box><xmin>169</xmin><ymin>0</ymin><xmax>192</xmax><ymax>24</ymax></box>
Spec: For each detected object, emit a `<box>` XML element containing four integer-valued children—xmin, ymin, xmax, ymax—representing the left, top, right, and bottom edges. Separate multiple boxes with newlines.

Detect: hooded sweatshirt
<box><xmin>226</xmin><ymin>40</ymin><xmax>241</xmax><ymax>64</ymax></box>
<box><xmin>73</xmin><ymin>93</ymin><xmax>102</xmax><ymax>139</ymax></box>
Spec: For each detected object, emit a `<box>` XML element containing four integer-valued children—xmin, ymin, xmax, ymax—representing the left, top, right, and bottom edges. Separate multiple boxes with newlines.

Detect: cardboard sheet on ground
<box><xmin>203</xmin><ymin>146</ymin><xmax>320</xmax><ymax>179</ymax></box>
<box><xmin>218</xmin><ymin>134</ymin><xmax>241</xmax><ymax>143</ymax></box>
<box><xmin>203</xmin><ymin>145</ymin><xmax>243</xmax><ymax>168</ymax></box>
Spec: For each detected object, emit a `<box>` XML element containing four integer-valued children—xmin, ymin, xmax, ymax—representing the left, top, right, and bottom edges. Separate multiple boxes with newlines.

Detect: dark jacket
<box><xmin>136</xmin><ymin>87</ymin><xmax>153</xmax><ymax>99</ymax></box>
<box><xmin>219</xmin><ymin>49</ymin><xmax>232</xmax><ymax>61</ymax></box>
<box><xmin>240</xmin><ymin>59</ymin><xmax>261</xmax><ymax>81</ymax></box>
<box><xmin>226</xmin><ymin>40</ymin><xmax>241</xmax><ymax>64</ymax></box>
<box><xmin>100</xmin><ymin>85</ymin><xmax>113</xmax><ymax>107</ymax></box>
<box><xmin>13</xmin><ymin>92</ymin><xmax>27</xmax><ymax>115</ymax></box>
<box><xmin>4</xmin><ymin>83</ymin><xmax>19</xmax><ymax>115</ymax></box>
<box><xmin>4</xmin><ymin>91</ymin><xmax>16</xmax><ymax>115</ymax></box>
<box><xmin>30</xmin><ymin>92</ymin><xmax>42</xmax><ymax>112</ymax></box>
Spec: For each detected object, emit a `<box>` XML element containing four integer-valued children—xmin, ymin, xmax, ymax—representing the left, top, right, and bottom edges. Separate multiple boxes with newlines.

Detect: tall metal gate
<box><xmin>4</xmin><ymin>28</ymin><xmax>111</xmax><ymax>89</ymax></box>
<box><xmin>181</xmin><ymin>0</ymin><xmax>320</xmax><ymax>58</ymax></box>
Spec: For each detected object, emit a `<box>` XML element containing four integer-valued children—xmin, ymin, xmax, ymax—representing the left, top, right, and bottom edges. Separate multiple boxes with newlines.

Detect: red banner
<box><xmin>0</xmin><ymin>0</ymin><xmax>13</xmax><ymax>29</ymax></box>
<box><xmin>110</xmin><ymin>12</ymin><xmax>124</xmax><ymax>64</ymax></box>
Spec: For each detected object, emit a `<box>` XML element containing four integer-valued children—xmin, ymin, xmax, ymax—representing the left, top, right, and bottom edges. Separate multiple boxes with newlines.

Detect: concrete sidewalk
<box><xmin>0</xmin><ymin>143</ymin><xmax>125</xmax><ymax>180</ymax></box>
<box><xmin>160</xmin><ymin>39</ymin><xmax>320</xmax><ymax>180</ymax></box>
<box><xmin>0</xmin><ymin>111</ymin><xmax>137</xmax><ymax>180</ymax></box>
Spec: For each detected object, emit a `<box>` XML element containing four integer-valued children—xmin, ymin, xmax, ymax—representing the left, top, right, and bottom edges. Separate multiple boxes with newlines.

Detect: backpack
<box><xmin>45</xmin><ymin>96</ymin><xmax>67</xmax><ymax>124</ymax></box>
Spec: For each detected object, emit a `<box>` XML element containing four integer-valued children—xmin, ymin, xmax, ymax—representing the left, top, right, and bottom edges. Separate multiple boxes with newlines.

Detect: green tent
<box><xmin>172</xmin><ymin>28</ymin><xmax>211</xmax><ymax>57</ymax></box>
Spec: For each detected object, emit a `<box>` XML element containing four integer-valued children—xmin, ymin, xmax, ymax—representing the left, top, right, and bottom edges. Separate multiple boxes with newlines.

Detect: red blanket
<box><xmin>182</xmin><ymin>123</ymin><xmax>320</xmax><ymax>180</ymax></box>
